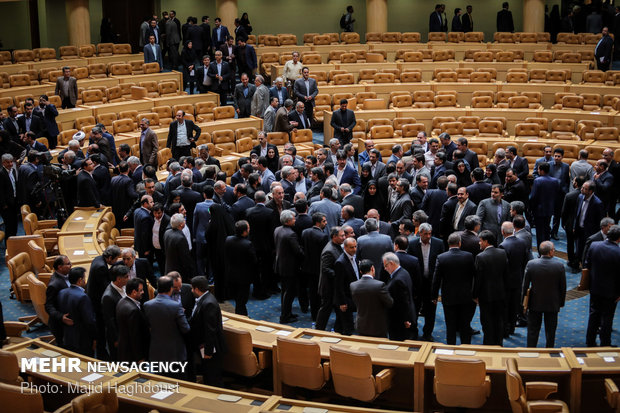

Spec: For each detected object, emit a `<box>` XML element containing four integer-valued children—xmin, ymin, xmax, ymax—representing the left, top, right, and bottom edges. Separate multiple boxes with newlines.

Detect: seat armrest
<box><xmin>484</xmin><ymin>375</ymin><xmax>492</xmax><ymax>397</ymax></box>
<box><xmin>526</xmin><ymin>400</ymin><xmax>566</xmax><ymax>413</ymax></box>
<box><xmin>120</xmin><ymin>228</ymin><xmax>134</xmax><ymax>236</ymax></box>
<box><xmin>258</xmin><ymin>350</ymin><xmax>272</xmax><ymax>369</ymax></box>
<box><xmin>45</xmin><ymin>256</ymin><xmax>58</xmax><ymax>269</ymax></box>
<box><xmin>526</xmin><ymin>382</ymin><xmax>558</xmax><ymax>401</ymax></box>
<box><xmin>38</xmin><ymin>220</ymin><xmax>58</xmax><ymax>229</ymax></box>
<box><xmin>4</xmin><ymin>321</ymin><xmax>29</xmax><ymax>336</ymax></box>
<box><xmin>375</xmin><ymin>368</ymin><xmax>395</xmax><ymax>393</ymax></box>
<box><xmin>39</xmin><ymin>228</ymin><xmax>59</xmax><ymax>238</ymax></box>
<box><xmin>322</xmin><ymin>361</ymin><xmax>330</xmax><ymax>381</ymax></box>
<box><xmin>38</xmin><ymin>272</ymin><xmax>52</xmax><ymax>285</ymax></box>
<box><xmin>606</xmin><ymin>378</ymin><xmax>619</xmax><ymax>409</ymax></box>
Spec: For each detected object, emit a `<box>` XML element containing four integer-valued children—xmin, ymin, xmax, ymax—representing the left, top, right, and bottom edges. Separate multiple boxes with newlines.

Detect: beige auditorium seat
<box><xmin>524</xmin><ymin>117</ymin><xmax>549</xmax><ymax>138</ymax></box>
<box><xmin>508</xmin><ymin>96</ymin><xmax>530</xmax><ymax>109</ymax></box>
<box><xmin>506</xmin><ymin>358</ymin><xmax>568</xmax><ymax>413</ymax></box>
<box><xmin>478</xmin><ymin>120</ymin><xmax>504</xmax><ymax>137</ymax></box>
<box><xmin>577</xmin><ymin>120</ymin><xmax>602</xmax><ymax>140</ymax></box>
<box><xmin>276</xmin><ymin>337</ymin><xmax>330</xmax><ymax>390</ymax></box>
<box><xmin>413</xmin><ymin>91</ymin><xmax>435</xmax><ymax>108</ymax></box>
<box><xmin>551</xmin><ymin>119</ymin><xmax>578</xmax><ymax>140</ymax></box>
<box><xmin>402</xmin><ymin>32</ymin><xmax>421</xmax><ymax>43</ymax></box>
<box><xmin>428</xmin><ymin>32</ymin><xmax>446</xmax><ymax>42</ymax></box>
<box><xmin>434</xmin><ymin>358</ymin><xmax>491</xmax><ymax>410</ymax></box>
<box><xmin>594</xmin><ymin>126</ymin><xmax>620</xmax><ymax>142</ymax></box>
<box><xmin>222</xmin><ymin>326</ymin><xmax>270</xmax><ymax>377</ymax></box>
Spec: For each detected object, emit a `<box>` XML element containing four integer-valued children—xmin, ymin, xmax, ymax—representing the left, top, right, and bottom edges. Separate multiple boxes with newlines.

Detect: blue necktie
<box><xmin>243</xmin><ymin>87</ymin><xmax>248</xmax><ymax>98</ymax></box>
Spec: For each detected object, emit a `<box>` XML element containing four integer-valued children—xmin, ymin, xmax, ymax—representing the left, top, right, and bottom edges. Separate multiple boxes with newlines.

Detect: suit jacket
<box><xmin>459</xmin><ymin>230</ymin><xmax>481</xmax><ymax>257</ymax></box>
<box><xmin>140</xmin><ymin>128</ymin><xmax>159</xmax><ymax>167</ymax></box>
<box><xmin>561</xmin><ymin>189</ymin><xmax>580</xmax><ymax>233</ymax></box>
<box><xmin>357</xmin><ymin>232</ymin><xmax>393</xmax><ymax>276</ymax></box>
<box><xmin>76</xmin><ymin>170</ymin><xmax>100</xmax><ymax>207</ymax></box>
<box><xmin>594</xmin><ymin>170</ymin><xmax>615</xmax><ymax>209</ymax></box>
<box><xmin>224</xmin><ymin>235</ymin><xmax>257</xmax><ymax>285</ymax></box>
<box><xmin>476</xmin><ymin>198</ymin><xmax>511</xmax><ymax>240</ymax></box>
<box><xmin>466</xmin><ymin>181</ymin><xmax>492</xmax><ymax>205</ymax></box>
<box><xmin>92</xmin><ymin>164</ymin><xmax>111</xmax><ymax>206</ymax></box>
<box><xmin>595</xmin><ymin>35</ymin><xmax>614</xmax><ymax>63</ymax></box>
<box><xmin>250</xmin><ymin>143</ymin><xmax>279</xmax><ymax>159</ymax></box>
<box><xmin>508</xmin><ymin>156</ymin><xmax>529</xmax><ymax>181</ymax></box>
<box><xmin>186</xmin><ymin>24</ymin><xmax>203</xmax><ymax>50</ymax></box>
<box><xmin>274</xmin><ymin>106</ymin><xmax>295</xmax><ymax>133</ymax></box>
<box><xmin>395</xmin><ymin>250</ymin><xmax>421</xmax><ymax>303</ymax></box>
<box><xmin>55</xmin><ymin>76</ymin><xmax>78</xmax><ymax>106</ymax></box>
<box><xmin>288</xmin><ymin>108</ymin><xmax>312</xmax><ymax>130</ymax></box>
<box><xmin>110</xmin><ymin>174</ymin><xmax>138</xmax><ymax>226</ymax></box>
<box><xmin>334</xmin><ymin>253</ymin><xmax>359</xmax><ymax>308</ymax></box>
<box><xmin>574</xmin><ymin>193</ymin><xmax>605</xmax><ymax>237</ymax></box>
<box><xmin>530</xmin><ymin>175</ymin><xmax>562</xmax><ymax>217</ymax></box>
<box><xmin>166</xmin><ymin>19</ymin><xmax>181</xmax><ymax>45</ymax></box>
<box><xmin>432</xmin><ymin>248</ymin><xmax>475</xmax><ymax>305</ymax></box>
<box><xmin>269</xmin><ymin>86</ymin><xmax>289</xmax><ymax>107</ymax></box>
<box><xmin>499</xmin><ymin>235</ymin><xmax>531</xmax><ymax>289</ymax></box>
<box><xmin>461</xmin><ymin>12</ymin><xmax>473</xmax><ymax>32</ymax></box>
<box><xmin>101</xmin><ymin>283</ymin><xmax>123</xmax><ymax>353</ymax></box>
<box><xmin>390</xmin><ymin>192</ymin><xmax>413</xmax><ymax>224</ymax></box>
<box><xmin>200</xmin><ymin>23</ymin><xmax>212</xmax><ymax>53</ymax></box>
<box><xmin>164</xmin><ymin>228</ymin><xmax>196</xmax><ymax>282</ymax></box>
<box><xmin>45</xmin><ymin>272</ymin><xmax>69</xmax><ymax>341</ymax></box>
<box><xmin>207</xmin><ymin>60</ymin><xmax>232</xmax><ymax>92</ymax></box>
<box><xmin>439</xmin><ymin>196</ymin><xmax>458</xmax><ymax>239</ymax></box>
<box><xmin>351</xmin><ymin>276</ymin><xmax>393</xmax><ymax>337</ymax></box>
<box><xmin>301</xmin><ymin>226</ymin><xmax>329</xmax><ymax>274</ymax></box>
<box><xmin>410</xmin><ymin>185</ymin><xmax>425</xmax><ymax>210</ymax></box>
<box><xmin>0</xmin><ymin>167</ymin><xmax>17</xmax><ymax>211</ymax></box>
<box><xmin>176</xmin><ymin>186</ymin><xmax>202</xmax><ymax>235</ymax></box>
<box><xmin>429</xmin><ymin>11</ymin><xmax>443</xmax><ymax>32</ymax></box>
<box><xmin>342</xmin><ymin>194</ymin><xmax>364</xmax><ymax>219</ymax></box>
<box><xmin>17</xmin><ymin>115</ymin><xmax>45</xmax><ymax>138</ymax></box>
<box><xmin>86</xmin><ymin>256</ymin><xmax>111</xmax><ymax>319</ymax></box>
<box><xmin>143</xmin><ymin>43</ymin><xmax>163</xmax><ymax>70</ymax></box>
<box><xmin>116</xmin><ymin>296</ymin><xmax>149</xmax><ymax>361</ymax></box>
<box><xmin>497</xmin><ymin>9</ymin><xmax>514</xmax><ymax>32</ymax></box>
<box><xmin>251</xmin><ymin>84</ymin><xmax>270</xmax><ymax>117</ymax></box>
<box><xmin>133</xmin><ymin>258</ymin><xmax>157</xmax><ymax>288</ymax></box>
<box><xmin>166</xmin><ymin>120</ymin><xmax>201</xmax><ymax>152</ymax></box>
<box><xmin>293</xmin><ymin>77</ymin><xmax>318</xmax><ymax>106</ymax></box>
<box><xmin>212</xmin><ymin>25</ymin><xmax>230</xmax><ymax>49</ymax></box>
<box><xmin>246</xmin><ymin>203</ymin><xmax>276</xmax><ymax>252</ymax></box>
<box><xmin>474</xmin><ymin>247</ymin><xmax>508</xmax><ymax>302</ymax></box>
<box><xmin>144</xmin><ymin>294</ymin><xmax>190</xmax><ymax>361</ymax></box>
<box><xmin>37</xmin><ymin>103</ymin><xmax>59</xmax><ymax>139</ymax></box>
<box><xmin>193</xmin><ymin>199</ymin><xmax>213</xmax><ymax>245</ymax></box>
<box><xmin>16</xmin><ymin>162</ymin><xmax>38</xmax><ymax>207</ymax></box>
<box><xmin>157</xmin><ymin>213</ymin><xmax>171</xmax><ymax>251</ymax></box>
<box><xmin>308</xmin><ymin>198</ymin><xmax>341</xmax><ymax>230</ymax></box>
<box><xmin>134</xmin><ymin>207</ymin><xmax>154</xmax><ymax>258</ymax></box>
<box><xmin>319</xmin><ymin>241</ymin><xmax>344</xmax><ymax>297</ymax></box>
<box><xmin>234</xmin><ymin>83</ymin><xmax>257</xmax><ymax>118</ymax></box>
<box><xmin>336</xmin><ymin>165</ymin><xmax>361</xmax><ymax>194</ymax></box>
<box><xmin>231</xmin><ymin>195</ymin><xmax>255</xmax><ymax>222</ymax></box>
<box><xmin>421</xmin><ymin>189</ymin><xmax>447</xmax><ymax>233</ymax></box>
<box><xmin>330</xmin><ymin>109</ymin><xmax>356</xmax><ymax>144</ymax></box>
<box><xmin>583</xmin><ymin>231</ymin><xmax>605</xmax><ymax>263</ymax></box>
<box><xmin>387</xmin><ymin>267</ymin><xmax>415</xmax><ymax>339</ymax></box>
<box><xmin>262</xmin><ymin>105</ymin><xmax>277</xmax><ymax>132</ymax></box>
<box><xmin>190</xmin><ymin>291</ymin><xmax>226</xmax><ymax>357</ymax></box>
<box><xmin>58</xmin><ymin>285</ymin><xmax>97</xmax><ymax>355</ymax></box>
<box><xmin>504</xmin><ymin>179</ymin><xmax>529</xmax><ymax>205</ymax></box>
<box><xmin>451</xmin><ymin>199</ymin><xmax>477</xmax><ymax>232</ymax></box>
<box><xmin>273</xmin><ymin>225</ymin><xmax>304</xmax><ymax>277</ymax></box>
<box><xmin>585</xmin><ymin>240</ymin><xmax>620</xmax><ymax>299</ymax></box>
<box><xmin>364</xmin><ymin>161</ymin><xmax>387</xmax><ymax>180</ymax></box>
<box><xmin>549</xmin><ymin>161</ymin><xmax>570</xmax><ymax>194</ymax></box>
<box><xmin>522</xmin><ymin>256</ymin><xmax>566</xmax><ymax>313</ymax></box>
<box><xmin>408</xmin><ymin>236</ymin><xmax>445</xmax><ymax>279</ymax></box>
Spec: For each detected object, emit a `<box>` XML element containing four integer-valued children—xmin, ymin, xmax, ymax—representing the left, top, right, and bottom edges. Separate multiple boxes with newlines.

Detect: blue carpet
<box><xmin>2</xmin><ymin>222</ymin><xmax>619</xmax><ymax>348</ymax></box>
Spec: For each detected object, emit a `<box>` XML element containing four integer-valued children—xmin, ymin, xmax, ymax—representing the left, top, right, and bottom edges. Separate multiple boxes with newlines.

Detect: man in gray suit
<box><xmin>234</xmin><ymin>73</ymin><xmax>256</xmax><ymax>118</ymax></box>
<box><xmin>476</xmin><ymin>184</ymin><xmax>511</xmax><ymax>242</ymax></box>
<box><xmin>351</xmin><ymin>259</ymin><xmax>393</xmax><ymax>337</ymax></box>
<box><xmin>251</xmin><ymin>75</ymin><xmax>270</xmax><ymax>118</ymax></box>
<box><xmin>143</xmin><ymin>276</ymin><xmax>190</xmax><ymax>379</ymax></box>
<box><xmin>357</xmin><ymin>218</ymin><xmax>393</xmax><ymax>277</ymax></box>
<box><xmin>54</xmin><ymin>67</ymin><xmax>78</xmax><ymax>109</ymax></box>
<box><xmin>363</xmin><ymin>149</ymin><xmax>387</xmax><ymax>180</ymax></box>
<box><xmin>263</xmin><ymin>97</ymin><xmax>278</xmax><ymax>132</ymax></box>
<box><xmin>165</xmin><ymin>12</ymin><xmax>181</xmax><ymax>69</ymax></box>
<box><xmin>293</xmin><ymin>66</ymin><xmax>318</xmax><ymax>123</ymax></box>
<box><xmin>308</xmin><ymin>186</ymin><xmax>342</xmax><ymax>230</ymax></box>
<box><xmin>521</xmin><ymin>241</ymin><xmax>566</xmax><ymax>348</ymax></box>
<box><xmin>143</xmin><ymin>34</ymin><xmax>163</xmax><ymax>70</ymax></box>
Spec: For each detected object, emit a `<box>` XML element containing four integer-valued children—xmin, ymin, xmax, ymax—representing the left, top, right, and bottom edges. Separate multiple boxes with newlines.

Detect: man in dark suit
<box><xmin>110</xmin><ymin>162</ymin><xmax>138</xmax><ymax>229</ymax></box>
<box><xmin>383</xmin><ymin>252</ymin><xmax>416</xmax><ymax>341</ymax></box>
<box><xmin>585</xmin><ymin>226</ymin><xmax>620</xmax><ymax>346</ymax></box>
<box><xmin>316</xmin><ymin>226</ymin><xmax>346</xmax><ymax>331</ymax></box>
<box><xmin>505</xmin><ymin>146</ymin><xmax>529</xmax><ymax>182</ymax></box>
<box><xmin>18</xmin><ymin>103</ymin><xmax>45</xmax><ymax>138</ymax></box>
<box><xmin>432</xmin><ymin>233</ymin><xmax>476</xmax><ymax>344</ymax></box>
<box><xmin>101</xmin><ymin>265</ymin><xmax>129</xmax><ymax>360</ymax></box>
<box><xmin>595</xmin><ymin>26</ymin><xmax>614</xmax><ymax>71</ymax></box>
<box><xmin>251</xmin><ymin>132</ymin><xmax>279</xmax><ymax>159</ymax></box>
<box><xmin>461</xmin><ymin>5</ymin><xmax>473</xmax><ymax>32</ymax></box>
<box><xmin>139</xmin><ymin>118</ymin><xmax>159</xmax><ymax>168</ymax></box>
<box><xmin>207</xmin><ymin>50</ymin><xmax>232</xmax><ymax>105</ymax></box>
<box><xmin>549</xmin><ymin>149</ymin><xmax>571</xmax><ymax>239</ymax></box>
<box><xmin>274</xmin><ymin>210</ymin><xmax>305</xmax><ymax>323</ymax></box>
<box><xmin>54</xmin><ymin>67</ymin><xmax>78</xmax><ymax>108</ymax></box>
<box><xmin>144</xmin><ymin>276</ymin><xmax>190</xmax><ymax>379</ymax></box>
<box><xmin>164</xmin><ymin>214</ymin><xmax>195</xmax><ymax>283</ymax></box>
<box><xmin>224</xmin><ymin>220</ymin><xmax>257</xmax><ymax>315</ymax></box>
<box><xmin>230</xmin><ymin>184</ymin><xmax>255</xmax><ymax>222</ymax></box>
<box><xmin>451</xmin><ymin>186</ymin><xmax>477</xmax><ymax>233</ymax></box>
<box><xmin>195</xmin><ymin>55</ymin><xmax>212</xmax><ymax>94</ymax></box>
<box><xmin>186</xmin><ymin>18</ymin><xmax>204</xmax><ymax>57</ymax></box>
<box><xmin>393</xmin><ymin>236</ymin><xmax>421</xmax><ymax>332</ymax></box>
<box><xmin>233</xmin><ymin>73</ymin><xmax>256</xmax><ymax>118</ymax></box>
<box><xmin>333</xmin><ymin>237</ymin><xmax>359</xmax><ymax>335</ymax></box>
<box><xmin>116</xmin><ymin>278</ymin><xmax>149</xmax><ymax>362</ymax></box>
<box><xmin>189</xmin><ymin>276</ymin><xmax>227</xmax><ymax>386</ymax></box>
<box><xmin>0</xmin><ymin>154</ymin><xmax>18</xmax><ymax>237</ymax></box>
<box><xmin>500</xmin><ymin>222</ymin><xmax>531</xmax><ymax>338</ymax></box>
<box><xmin>408</xmin><ymin>223</ymin><xmax>445</xmax><ymax>341</ymax></box>
<box><xmin>166</xmin><ymin>110</ymin><xmax>201</xmax><ymax>160</ymax></box>
<box><xmin>429</xmin><ymin>4</ymin><xmax>444</xmax><ymax>32</ymax></box>
<box><xmin>174</xmin><ymin>175</ymin><xmax>203</xmax><ymax>237</ymax></box>
<box><xmin>133</xmin><ymin>195</ymin><xmax>154</xmax><ymax>260</ymax></box>
<box><xmin>562</xmin><ymin>176</ymin><xmax>586</xmax><ymax>269</ymax></box>
<box><xmin>340</xmin><ymin>184</ymin><xmax>364</xmax><ymax>219</ymax></box>
<box><xmin>594</xmin><ymin>159</ymin><xmax>615</xmax><ymax>215</ymax></box>
<box><xmin>350</xmin><ymin>259</ymin><xmax>393</xmax><ymax>338</ymax></box>
<box><xmin>474</xmin><ymin>230</ymin><xmax>509</xmax><ymax>346</ymax></box>
<box><xmin>152</xmin><ymin>204</ymin><xmax>170</xmax><ymax>274</ymax></box>
<box><xmin>86</xmin><ymin>245</ymin><xmax>121</xmax><ymax>360</ymax></box>
<box><xmin>211</xmin><ymin>18</ymin><xmax>230</xmax><ymax>50</ymax></box>
<box><xmin>293</xmin><ymin>67</ymin><xmax>318</xmax><ymax>122</ymax></box>
<box><xmin>522</xmin><ymin>241</ymin><xmax>566</xmax><ymax>348</ymax></box>
<box><xmin>301</xmin><ymin>213</ymin><xmax>329</xmax><ymax>320</ymax></box>
<box><xmin>200</xmin><ymin>16</ymin><xmax>212</xmax><ymax>57</ymax></box>
<box><xmin>143</xmin><ymin>34</ymin><xmax>163</xmax><ymax>70</ymax></box>
<box><xmin>357</xmin><ymin>218</ymin><xmax>393</xmax><ymax>277</ymax></box>
<box><xmin>530</xmin><ymin>162</ymin><xmax>562</xmax><ymax>245</ymax></box>
<box><xmin>583</xmin><ymin>217</ymin><xmax>615</xmax><ymax>264</ymax></box>
<box><xmin>269</xmin><ymin>77</ymin><xmax>289</xmax><ymax>108</ymax></box>
<box><xmin>390</xmin><ymin>178</ymin><xmax>414</xmax><ymax>228</ymax></box>
<box><xmin>330</xmin><ymin>99</ymin><xmax>356</xmax><ymax>146</ymax></box>
<box><xmin>58</xmin><ymin>267</ymin><xmax>97</xmax><ymax>356</ymax></box>
<box><xmin>438</xmin><ymin>183</ymin><xmax>458</xmax><ymax>241</ymax></box>
<box><xmin>466</xmin><ymin>168</ymin><xmax>492</xmax><ymax>205</ymax></box>
<box><xmin>45</xmin><ymin>256</ymin><xmax>72</xmax><ymax>345</ymax></box>
<box><xmin>246</xmin><ymin>191</ymin><xmax>275</xmax><ymax>299</ymax></box>
<box><xmin>421</xmin><ymin>176</ymin><xmax>448</xmax><ymax>237</ymax></box>
<box><xmin>34</xmin><ymin>95</ymin><xmax>59</xmax><ymax>148</ymax></box>
<box><xmin>477</xmin><ymin>184</ymin><xmax>511</xmax><ymax>243</ymax></box>
<box><xmin>460</xmin><ymin>216</ymin><xmax>482</xmax><ymax>258</ymax></box>
<box><xmin>334</xmin><ymin>150</ymin><xmax>361</xmax><ymax>195</ymax></box>
<box><xmin>574</xmin><ymin>180</ymin><xmax>605</xmax><ymax>267</ymax></box>
<box><xmin>503</xmin><ymin>168</ymin><xmax>528</xmax><ymax>206</ymax></box>
<box><xmin>76</xmin><ymin>158</ymin><xmax>100</xmax><ymax>208</ymax></box>
<box><xmin>16</xmin><ymin>152</ymin><xmax>41</xmax><ymax>210</ymax></box>
<box><xmin>91</xmin><ymin>154</ymin><xmax>111</xmax><ymax>206</ymax></box>
<box><xmin>497</xmin><ymin>2</ymin><xmax>514</xmax><ymax>32</ymax></box>
<box><xmin>121</xmin><ymin>248</ymin><xmax>157</xmax><ymax>297</ymax></box>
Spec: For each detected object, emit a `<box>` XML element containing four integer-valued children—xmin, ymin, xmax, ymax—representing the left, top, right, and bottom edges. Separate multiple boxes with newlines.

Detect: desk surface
<box><xmin>222</xmin><ymin>312</ymin><xmax>299</xmax><ymax>349</ymax></box>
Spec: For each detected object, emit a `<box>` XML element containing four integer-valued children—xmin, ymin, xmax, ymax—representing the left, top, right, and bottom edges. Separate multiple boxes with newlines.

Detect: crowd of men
<box><xmin>430</xmin><ymin>2</ymin><xmax>514</xmax><ymax>33</ymax></box>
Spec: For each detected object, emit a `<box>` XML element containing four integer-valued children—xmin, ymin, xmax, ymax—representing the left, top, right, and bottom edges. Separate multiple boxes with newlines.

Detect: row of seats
<box><xmin>0</xmin><ymin>43</ymin><xmax>134</xmax><ymax>65</ymax></box>
<box><xmin>0</xmin><ymin>62</ymin><xmax>161</xmax><ymax>89</ymax></box>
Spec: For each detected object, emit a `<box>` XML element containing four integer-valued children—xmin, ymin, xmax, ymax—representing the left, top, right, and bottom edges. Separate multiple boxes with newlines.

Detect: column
<box><xmin>216</xmin><ymin>0</ymin><xmax>238</xmax><ymax>33</ymax></box>
<box><xmin>366</xmin><ymin>0</ymin><xmax>387</xmax><ymax>33</ymax></box>
<box><xmin>65</xmin><ymin>0</ymin><xmax>91</xmax><ymax>46</ymax></box>
<box><xmin>523</xmin><ymin>0</ymin><xmax>545</xmax><ymax>32</ymax></box>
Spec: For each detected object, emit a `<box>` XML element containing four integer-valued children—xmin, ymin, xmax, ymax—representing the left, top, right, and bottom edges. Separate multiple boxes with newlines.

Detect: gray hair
<box><xmin>281</xmin><ymin>165</ymin><xmax>293</xmax><ymax>179</ymax></box>
<box><xmin>169</xmin><ymin>162</ymin><xmax>182</xmax><ymax>172</ymax></box>
<box><xmin>121</xmin><ymin>248</ymin><xmax>136</xmax><ymax>257</ymax></box>
<box><xmin>127</xmin><ymin>156</ymin><xmax>140</xmax><ymax>166</ymax></box>
<box><xmin>447</xmin><ymin>232</ymin><xmax>461</xmax><ymax>246</ymax></box>
<box><xmin>280</xmin><ymin>209</ymin><xmax>295</xmax><ymax>225</ymax></box>
<box><xmin>284</xmin><ymin>99</ymin><xmax>294</xmax><ymax>108</ymax></box>
<box><xmin>501</xmin><ymin>221</ymin><xmax>514</xmax><ymax>235</ymax></box>
<box><xmin>102</xmin><ymin>245</ymin><xmax>121</xmax><ymax>259</ymax></box>
<box><xmin>419</xmin><ymin>223</ymin><xmax>433</xmax><ymax>233</ymax></box>
<box><xmin>198</xmin><ymin>144</ymin><xmax>209</xmax><ymax>151</ymax></box>
<box><xmin>329</xmin><ymin>138</ymin><xmax>339</xmax><ymax>146</ymax></box>
<box><xmin>275</xmin><ymin>76</ymin><xmax>283</xmax><ymax>83</ymax></box>
<box><xmin>140</xmin><ymin>118</ymin><xmax>150</xmax><ymax>125</ymax></box>
<box><xmin>495</xmin><ymin>148</ymin><xmax>506</xmax><ymax>159</ymax></box>
<box><xmin>255</xmin><ymin>74</ymin><xmax>264</xmax><ymax>84</ymax></box>
<box><xmin>64</xmin><ymin>150</ymin><xmax>76</xmax><ymax>161</ymax></box>
<box><xmin>170</xmin><ymin>213</ymin><xmax>185</xmax><ymax>229</ymax></box>
<box><xmin>364</xmin><ymin>218</ymin><xmax>378</xmax><ymax>232</ymax></box>
<box><xmin>539</xmin><ymin>241</ymin><xmax>554</xmax><ymax>256</ymax></box>
<box><xmin>601</xmin><ymin>217</ymin><xmax>615</xmax><ymax>228</ymax></box>
<box><xmin>91</xmin><ymin>126</ymin><xmax>102</xmax><ymax>135</ymax></box>
<box><xmin>382</xmin><ymin>252</ymin><xmax>400</xmax><ymax>266</ymax></box>
<box><xmin>340</xmin><ymin>183</ymin><xmax>352</xmax><ymax>194</ymax></box>
<box><xmin>195</xmin><ymin>158</ymin><xmax>205</xmax><ymax>168</ymax></box>
<box><xmin>1</xmin><ymin>153</ymin><xmax>14</xmax><ymax>162</ymax></box>
<box><xmin>258</xmin><ymin>130</ymin><xmax>266</xmax><ymax>138</ymax></box>
<box><xmin>68</xmin><ymin>139</ymin><xmax>80</xmax><ymax>148</ymax></box>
